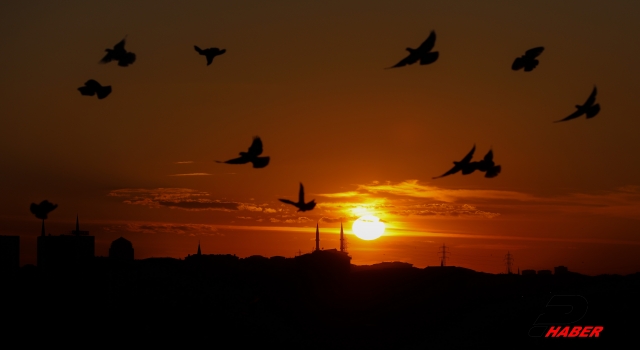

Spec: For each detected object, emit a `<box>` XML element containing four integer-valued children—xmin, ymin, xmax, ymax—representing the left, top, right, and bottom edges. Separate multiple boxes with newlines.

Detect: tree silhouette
<box><xmin>30</xmin><ymin>200</ymin><xmax>58</xmax><ymax>236</ymax></box>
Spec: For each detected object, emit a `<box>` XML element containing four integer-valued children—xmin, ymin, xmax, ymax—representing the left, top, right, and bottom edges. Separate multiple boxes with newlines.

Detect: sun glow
<box><xmin>352</xmin><ymin>215</ymin><xmax>385</xmax><ymax>240</ymax></box>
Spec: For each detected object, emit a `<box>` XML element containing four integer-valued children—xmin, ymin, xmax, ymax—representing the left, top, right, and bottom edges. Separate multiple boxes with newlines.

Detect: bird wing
<box><xmin>419</xmin><ymin>51</ymin><xmax>439</xmax><ymax>65</ymax></box>
<box><xmin>99</xmin><ymin>52</ymin><xmax>112</xmax><ymax>64</ymax></box>
<box><xmin>460</xmin><ymin>144</ymin><xmax>476</xmax><ymax>163</ymax></box>
<box><xmin>248</xmin><ymin>137</ymin><xmax>264</xmax><ymax>156</ymax></box>
<box><xmin>416</xmin><ymin>31</ymin><xmax>436</xmax><ymax>52</ymax></box>
<box><xmin>433</xmin><ymin>164</ymin><xmax>461</xmax><ymax>179</ymax></box>
<box><xmin>524</xmin><ymin>47</ymin><xmax>544</xmax><ymax>58</ymax></box>
<box><xmin>511</xmin><ymin>57</ymin><xmax>524</xmax><ymax>70</ymax></box>
<box><xmin>216</xmin><ymin>156</ymin><xmax>249</xmax><ymax>164</ymax></box>
<box><xmin>483</xmin><ymin>149</ymin><xmax>494</xmax><ymax>163</ymax></box>
<box><xmin>84</xmin><ymin>79</ymin><xmax>101</xmax><ymax>88</ymax></box>
<box><xmin>432</xmin><ymin>145</ymin><xmax>475</xmax><ymax>179</ymax></box>
<box><xmin>96</xmin><ymin>86</ymin><xmax>112</xmax><ymax>99</ymax></box>
<box><xmin>194</xmin><ymin>45</ymin><xmax>203</xmax><ymax>54</ymax></box>
<box><xmin>279</xmin><ymin>199</ymin><xmax>296</xmax><ymax>206</ymax></box>
<box><xmin>387</xmin><ymin>53</ymin><xmax>419</xmax><ymax>68</ymax></box>
<box><xmin>114</xmin><ymin>38</ymin><xmax>126</xmax><ymax>51</ymax></box>
<box><xmin>485</xmin><ymin>165</ymin><xmax>501</xmax><ymax>178</ymax></box>
<box><xmin>554</xmin><ymin>108</ymin><xmax>584</xmax><ymax>123</ymax></box>
<box><xmin>78</xmin><ymin>86</ymin><xmax>95</xmax><ymax>96</ymax></box>
<box><xmin>251</xmin><ymin>156</ymin><xmax>270</xmax><ymax>168</ymax></box>
<box><xmin>298</xmin><ymin>183</ymin><xmax>305</xmax><ymax>203</ymax></box>
<box><xmin>586</xmin><ymin>104</ymin><xmax>600</xmax><ymax>119</ymax></box>
<box><xmin>206</xmin><ymin>55</ymin><xmax>214</xmax><ymax>65</ymax></box>
<box><xmin>583</xmin><ymin>86</ymin><xmax>597</xmax><ymax>106</ymax></box>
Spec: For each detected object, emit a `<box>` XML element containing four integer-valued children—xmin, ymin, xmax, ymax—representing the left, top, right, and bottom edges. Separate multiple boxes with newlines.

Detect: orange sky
<box><xmin>1</xmin><ymin>1</ymin><xmax>640</xmax><ymax>275</ymax></box>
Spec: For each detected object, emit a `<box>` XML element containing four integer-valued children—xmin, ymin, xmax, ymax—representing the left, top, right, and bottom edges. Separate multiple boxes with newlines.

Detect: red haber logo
<box><xmin>545</xmin><ymin>326</ymin><xmax>604</xmax><ymax>338</ymax></box>
<box><xmin>528</xmin><ymin>295</ymin><xmax>605</xmax><ymax>338</ymax></box>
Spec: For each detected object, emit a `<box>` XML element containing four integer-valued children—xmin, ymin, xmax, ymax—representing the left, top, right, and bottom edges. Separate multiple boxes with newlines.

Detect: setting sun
<box><xmin>352</xmin><ymin>215</ymin><xmax>385</xmax><ymax>240</ymax></box>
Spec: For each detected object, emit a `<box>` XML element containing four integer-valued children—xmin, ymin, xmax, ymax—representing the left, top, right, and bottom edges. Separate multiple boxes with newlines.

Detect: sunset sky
<box><xmin>2</xmin><ymin>1</ymin><xmax>640</xmax><ymax>275</ymax></box>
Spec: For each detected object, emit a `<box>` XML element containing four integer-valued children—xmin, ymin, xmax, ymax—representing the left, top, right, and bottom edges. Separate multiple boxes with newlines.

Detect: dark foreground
<box><xmin>2</xmin><ymin>259</ymin><xmax>638</xmax><ymax>348</ymax></box>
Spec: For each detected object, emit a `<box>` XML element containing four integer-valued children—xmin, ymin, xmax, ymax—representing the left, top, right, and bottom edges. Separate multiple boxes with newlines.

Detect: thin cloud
<box><xmin>169</xmin><ymin>173</ymin><xmax>212</xmax><ymax>176</ymax></box>
<box><xmin>104</xmin><ymin>222</ymin><xmax>221</xmax><ymax>236</ymax></box>
<box><xmin>174</xmin><ymin>161</ymin><xmax>194</xmax><ymax>164</ymax></box>
<box><xmin>109</xmin><ymin>188</ymin><xmax>237</xmax><ymax>212</ymax></box>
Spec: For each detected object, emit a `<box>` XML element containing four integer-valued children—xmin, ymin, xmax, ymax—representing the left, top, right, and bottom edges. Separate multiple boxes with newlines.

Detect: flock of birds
<box><xmin>73</xmin><ymin>31</ymin><xmax>602</xmax><ymax>213</ymax></box>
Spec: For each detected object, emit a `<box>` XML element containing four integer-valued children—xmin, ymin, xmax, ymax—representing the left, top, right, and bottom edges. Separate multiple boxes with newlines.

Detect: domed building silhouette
<box><xmin>109</xmin><ymin>237</ymin><xmax>134</xmax><ymax>261</ymax></box>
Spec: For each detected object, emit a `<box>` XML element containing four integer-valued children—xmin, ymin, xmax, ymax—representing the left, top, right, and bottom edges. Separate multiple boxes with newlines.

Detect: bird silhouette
<box><xmin>432</xmin><ymin>145</ymin><xmax>478</xmax><ymax>179</ymax></box>
<box><xmin>387</xmin><ymin>31</ymin><xmax>439</xmax><ymax>69</ymax></box>
<box><xmin>216</xmin><ymin>136</ymin><xmax>270</xmax><ymax>168</ymax></box>
<box><xmin>512</xmin><ymin>47</ymin><xmax>544</xmax><ymax>71</ymax></box>
<box><xmin>194</xmin><ymin>45</ymin><xmax>226</xmax><ymax>66</ymax></box>
<box><xmin>78</xmin><ymin>79</ymin><xmax>112</xmax><ymax>99</ymax></box>
<box><xmin>475</xmin><ymin>149</ymin><xmax>501</xmax><ymax>178</ymax></box>
<box><xmin>279</xmin><ymin>183</ymin><xmax>316</xmax><ymax>212</ymax></box>
<box><xmin>30</xmin><ymin>200</ymin><xmax>58</xmax><ymax>220</ymax></box>
<box><xmin>100</xmin><ymin>37</ymin><xmax>136</xmax><ymax>67</ymax></box>
<box><xmin>554</xmin><ymin>86</ymin><xmax>600</xmax><ymax>123</ymax></box>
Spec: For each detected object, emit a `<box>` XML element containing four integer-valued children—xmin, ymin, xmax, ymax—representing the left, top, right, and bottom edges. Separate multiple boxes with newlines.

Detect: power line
<box><xmin>504</xmin><ymin>251</ymin><xmax>514</xmax><ymax>274</ymax></box>
<box><xmin>438</xmin><ymin>243</ymin><xmax>450</xmax><ymax>266</ymax></box>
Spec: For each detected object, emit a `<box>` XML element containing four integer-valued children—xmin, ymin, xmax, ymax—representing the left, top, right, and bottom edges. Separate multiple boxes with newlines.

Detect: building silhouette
<box><xmin>554</xmin><ymin>265</ymin><xmax>569</xmax><ymax>275</ymax></box>
<box><xmin>37</xmin><ymin>215</ymin><xmax>94</xmax><ymax>268</ymax></box>
<box><xmin>295</xmin><ymin>223</ymin><xmax>351</xmax><ymax>277</ymax></box>
<box><xmin>109</xmin><ymin>237</ymin><xmax>134</xmax><ymax>261</ymax></box>
<box><xmin>0</xmin><ymin>235</ymin><xmax>19</xmax><ymax>270</ymax></box>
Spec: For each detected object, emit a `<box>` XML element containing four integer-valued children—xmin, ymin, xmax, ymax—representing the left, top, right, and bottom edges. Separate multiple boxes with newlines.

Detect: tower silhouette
<box><xmin>197</xmin><ymin>240</ymin><xmax>201</xmax><ymax>256</ymax></box>
<box><xmin>504</xmin><ymin>251</ymin><xmax>514</xmax><ymax>274</ymax></box>
<box><xmin>438</xmin><ymin>243</ymin><xmax>450</xmax><ymax>266</ymax></box>
<box><xmin>339</xmin><ymin>222</ymin><xmax>348</xmax><ymax>253</ymax></box>
<box><xmin>315</xmin><ymin>223</ymin><xmax>320</xmax><ymax>252</ymax></box>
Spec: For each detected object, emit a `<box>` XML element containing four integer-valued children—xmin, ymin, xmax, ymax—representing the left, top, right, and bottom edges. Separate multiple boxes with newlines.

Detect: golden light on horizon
<box><xmin>352</xmin><ymin>215</ymin><xmax>385</xmax><ymax>240</ymax></box>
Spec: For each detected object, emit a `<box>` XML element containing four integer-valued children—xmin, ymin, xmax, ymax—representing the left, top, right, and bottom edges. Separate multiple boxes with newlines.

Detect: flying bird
<box><xmin>387</xmin><ymin>31</ymin><xmax>439</xmax><ymax>69</ymax></box>
<box><xmin>30</xmin><ymin>200</ymin><xmax>58</xmax><ymax>220</ymax></box>
<box><xmin>78</xmin><ymin>79</ymin><xmax>112</xmax><ymax>99</ymax></box>
<box><xmin>216</xmin><ymin>136</ymin><xmax>270</xmax><ymax>168</ymax></box>
<box><xmin>432</xmin><ymin>144</ymin><xmax>478</xmax><ymax>179</ymax></box>
<box><xmin>100</xmin><ymin>37</ymin><xmax>136</xmax><ymax>67</ymax></box>
<box><xmin>279</xmin><ymin>183</ymin><xmax>316</xmax><ymax>212</ymax></box>
<box><xmin>554</xmin><ymin>86</ymin><xmax>600</xmax><ymax>123</ymax></box>
<box><xmin>194</xmin><ymin>45</ymin><xmax>226</xmax><ymax>66</ymax></box>
<box><xmin>512</xmin><ymin>47</ymin><xmax>544</xmax><ymax>71</ymax></box>
<box><xmin>475</xmin><ymin>149</ymin><xmax>501</xmax><ymax>178</ymax></box>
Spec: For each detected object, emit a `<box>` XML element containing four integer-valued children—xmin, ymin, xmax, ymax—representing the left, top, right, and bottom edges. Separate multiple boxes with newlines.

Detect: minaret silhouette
<box><xmin>315</xmin><ymin>223</ymin><xmax>320</xmax><ymax>252</ymax></box>
<box><xmin>339</xmin><ymin>222</ymin><xmax>345</xmax><ymax>252</ymax></box>
<box><xmin>197</xmin><ymin>240</ymin><xmax>201</xmax><ymax>256</ymax></box>
<box><xmin>41</xmin><ymin>219</ymin><xmax>45</xmax><ymax>236</ymax></box>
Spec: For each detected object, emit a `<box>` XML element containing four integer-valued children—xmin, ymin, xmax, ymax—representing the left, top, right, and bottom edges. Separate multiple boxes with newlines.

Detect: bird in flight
<box><xmin>30</xmin><ymin>200</ymin><xmax>58</xmax><ymax>220</ymax></box>
<box><xmin>194</xmin><ymin>46</ymin><xmax>226</xmax><ymax>66</ymax></box>
<box><xmin>512</xmin><ymin>47</ymin><xmax>544</xmax><ymax>71</ymax></box>
<box><xmin>216</xmin><ymin>136</ymin><xmax>270</xmax><ymax>168</ymax></box>
<box><xmin>475</xmin><ymin>149</ymin><xmax>501</xmax><ymax>178</ymax></box>
<box><xmin>387</xmin><ymin>31</ymin><xmax>439</xmax><ymax>69</ymax></box>
<box><xmin>100</xmin><ymin>37</ymin><xmax>136</xmax><ymax>67</ymax></box>
<box><xmin>432</xmin><ymin>144</ymin><xmax>478</xmax><ymax>179</ymax></box>
<box><xmin>554</xmin><ymin>86</ymin><xmax>600</xmax><ymax>123</ymax></box>
<box><xmin>78</xmin><ymin>79</ymin><xmax>112</xmax><ymax>99</ymax></box>
<box><xmin>279</xmin><ymin>183</ymin><xmax>316</xmax><ymax>212</ymax></box>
